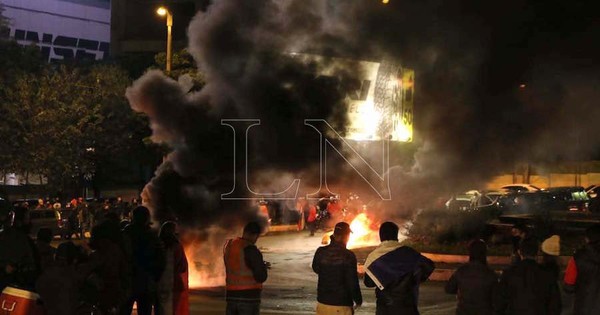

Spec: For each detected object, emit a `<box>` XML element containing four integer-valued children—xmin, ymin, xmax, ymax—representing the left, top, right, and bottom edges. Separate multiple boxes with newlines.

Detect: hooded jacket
<box><xmin>564</xmin><ymin>242</ymin><xmax>600</xmax><ymax>315</ymax></box>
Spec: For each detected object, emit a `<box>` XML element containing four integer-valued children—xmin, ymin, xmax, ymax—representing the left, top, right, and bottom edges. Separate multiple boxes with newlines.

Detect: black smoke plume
<box><xmin>126</xmin><ymin>0</ymin><xmax>600</xmax><ymax>281</ymax></box>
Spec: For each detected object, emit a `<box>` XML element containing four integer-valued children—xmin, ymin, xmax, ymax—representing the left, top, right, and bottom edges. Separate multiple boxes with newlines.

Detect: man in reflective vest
<box><xmin>224</xmin><ymin>222</ymin><xmax>269</xmax><ymax>315</ymax></box>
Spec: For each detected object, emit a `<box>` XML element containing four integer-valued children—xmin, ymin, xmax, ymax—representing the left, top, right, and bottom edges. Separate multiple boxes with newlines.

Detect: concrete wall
<box><xmin>487</xmin><ymin>173</ymin><xmax>600</xmax><ymax>189</ymax></box>
<box><xmin>0</xmin><ymin>0</ymin><xmax>110</xmax><ymax>61</ymax></box>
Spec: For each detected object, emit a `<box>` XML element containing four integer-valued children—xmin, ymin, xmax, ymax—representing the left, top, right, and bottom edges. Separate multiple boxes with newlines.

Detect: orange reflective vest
<box><xmin>224</xmin><ymin>238</ymin><xmax>263</xmax><ymax>291</ymax></box>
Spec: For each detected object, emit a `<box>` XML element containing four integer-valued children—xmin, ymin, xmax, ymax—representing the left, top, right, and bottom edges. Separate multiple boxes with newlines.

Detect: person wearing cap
<box><xmin>312</xmin><ymin>222</ymin><xmax>362</xmax><ymax>315</ymax></box>
<box><xmin>540</xmin><ymin>235</ymin><xmax>561</xmax><ymax>282</ymax></box>
<box><xmin>564</xmin><ymin>224</ymin><xmax>600</xmax><ymax>315</ymax></box>
<box><xmin>364</xmin><ymin>222</ymin><xmax>434</xmax><ymax>315</ymax></box>
<box><xmin>224</xmin><ymin>221</ymin><xmax>269</xmax><ymax>315</ymax></box>
<box><xmin>445</xmin><ymin>239</ymin><xmax>497</xmax><ymax>315</ymax></box>
<box><xmin>496</xmin><ymin>237</ymin><xmax>561</xmax><ymax>315</ymax></box>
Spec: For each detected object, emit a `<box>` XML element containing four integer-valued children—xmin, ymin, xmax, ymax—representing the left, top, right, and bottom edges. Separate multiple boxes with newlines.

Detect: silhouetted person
<box><xmin>496</xmin><ymin>237</ymin><xmax>560</xmax><ymax>315</ymax></box>
<box><xmin>364</xmin><ymin>222</ymin><xmax>434</xmax><ymax>315</ymax></box>
<box><xmin>0</xmin><ymin>205</ymin><xmax>38</xmax><ymax>291</ymax></box>
<box><xmin>87</xmin><ymin>222</ymin><xmax>129</xmax><ymax>314</ymax></box>
<box><xmin>313</xmin><ymin>222</ymin><xmax>362</xmax><ymax>315</ymax></box>
<box><xmin>445</xmin><ymin>239</ymin><xmax>498</xmax><ymax>315</ymax></box>
<box><xmin>564</xmin><ymin>225</ymin><xmax>600</xmax><ymax>315</ymax></box>
<box><xmin>510</xmin><ymin>223</ymin><xmax>529</xmax><ymax>265</ymax></box>
<box><xmin>307</xmin><ymin>204</ymin><xmax>317</xmax><ymax>236</ymax></box>
<box><xmin>540</xmin><ymin>235</ymin><xmax>561</xmax><ymax>282</ymax></box>
<box><xmin>157</xmin><ymin>221</ymin><xmax>189</xmax><ymax>315</ymax></box>
<box><xmin>120</xmin><ymin>206</ymin><xmax>165</xmax><ymax>315</ymax></box>
<box><xmin>35</xmin><ymin>228</ymin><xmax>55</xmax><ymax>271</ymax></box>
<box><xmin>224</xmin><ymin>222</ymin><xmax>268</xmax><ymax>315</ymax></box>
<box><xmin>36</xmin><ymin>242</ymin><xmax>87</xmax><ymax>315</ymax></box>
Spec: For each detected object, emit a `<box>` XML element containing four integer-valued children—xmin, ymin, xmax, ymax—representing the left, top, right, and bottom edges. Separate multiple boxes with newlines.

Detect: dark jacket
<box><xmin>364</xmin><ymin>246</ymin><xmax>434</xmax><ymax>315</ymax></box>
<box><xmin>87</xmin><ymin>240</ymin><xmax>129</xmax><ymax>312</ymax></box>
<box><xmin>568</xmin><ymin>243</ymin><xmax>600</xmax><ymax>315</ymax></box>
<box><xmin>0</xmin><ymin>227</ymin><xmax>38</xmax><ymax>290</ymax></box>
<box><xmin>36</xmin><ymin>264</ymin><xmax>86</xmax><ymax>315</ymax></box>
<box><xmin>123</xmin><ymin>223</ymin><xmax>165</xmax><ymax>296</ymax></box>
<box><xmin>496</xmin><ymin>259</ymin><xmax>561</xmax><ymax>315</ymax></box>
<box><xmin>312</xmin><ymin>241</ymin><xmax>362</xmax><ymax>307</ymax></box>
<box><xmin>36</xmin><ymin>242</ymin><xmax>56</xmax><ymax>271</ymax></box>
<box><xmin>445</xmin><ymin>261</ymin><xmax>498</xmax><ymax>315</ymax></box>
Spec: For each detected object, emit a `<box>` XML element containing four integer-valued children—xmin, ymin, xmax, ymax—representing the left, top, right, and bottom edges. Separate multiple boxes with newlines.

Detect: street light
<box><xmin>156</xmin><ymin>6</ymin><xmax>173</xmax><ymax>74</ymax></box>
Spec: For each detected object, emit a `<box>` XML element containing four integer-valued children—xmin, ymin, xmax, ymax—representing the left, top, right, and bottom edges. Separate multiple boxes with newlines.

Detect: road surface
<box><xmin>187</xmin><ymin>232</ymin><xmax>457</xmax><ymax>315</ymax></box>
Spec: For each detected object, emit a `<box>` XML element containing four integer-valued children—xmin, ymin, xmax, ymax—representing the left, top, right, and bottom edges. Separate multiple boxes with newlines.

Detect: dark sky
<box><xmin>479</xmin><ymin>0</ymin><xmax>599</xmax><ymax>90</ymax></box>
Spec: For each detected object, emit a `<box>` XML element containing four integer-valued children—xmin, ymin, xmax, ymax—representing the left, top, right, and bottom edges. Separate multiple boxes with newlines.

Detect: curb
<box><xmin>358</xmin><ymin>252</ymin><xmax>573</xmax><ymax>282</ymax></box>
<box><xmin>267</xmin><ymin>225</ymin><xmax>299</xmax><ymax>233</ymax></box>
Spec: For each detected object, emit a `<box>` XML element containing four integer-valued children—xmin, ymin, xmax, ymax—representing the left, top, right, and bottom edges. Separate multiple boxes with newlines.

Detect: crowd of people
<box><xmin>14</xmin><ymin>196</ymin><xmax>140</xmax><ymax>238</ymax></box>
<box><xmin>4</xmin><ymin>195</ymin><xmax>600</xmax><ymax>315</ymax></box>
<box><xmin>0</xmin><ymin>204</ymin><xmax>189</xmax><ymax>315</ymax></box>
<box><xmin>225</xmin><ymin>220</ymin><xmax>600</xmax><ymax>315</ymax></box>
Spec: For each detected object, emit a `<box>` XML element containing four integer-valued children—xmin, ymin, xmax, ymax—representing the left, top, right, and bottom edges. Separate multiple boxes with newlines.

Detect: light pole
<box><xmin>156</xmin><ymin>6</ymin><xmax>173</xmax><ymax>74</ymax></box>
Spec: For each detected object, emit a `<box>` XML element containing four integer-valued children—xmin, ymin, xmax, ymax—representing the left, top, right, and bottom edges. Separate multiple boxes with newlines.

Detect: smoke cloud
<box><xmin>126</xmin><ymin>0</ymin><xmax>600</xmax><ymax>284</ymax></box>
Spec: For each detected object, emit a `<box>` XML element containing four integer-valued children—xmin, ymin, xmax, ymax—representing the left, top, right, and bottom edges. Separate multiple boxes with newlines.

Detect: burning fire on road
<box><xmin>347</xmin><ymin>213</ymin><xmax>380</xmax><ymax>249</ymax></box>
<box><xmin>322</xmin><ymin>210</ymin><xmax>408</xmax><ymax>249</ymax></box>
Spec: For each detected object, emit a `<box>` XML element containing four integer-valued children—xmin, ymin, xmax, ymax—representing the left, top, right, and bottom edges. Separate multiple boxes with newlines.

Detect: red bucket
<box><xmin>0</xmin><ymin>287</ymin><xmax>45</xmax><ymax>315</ymax></box>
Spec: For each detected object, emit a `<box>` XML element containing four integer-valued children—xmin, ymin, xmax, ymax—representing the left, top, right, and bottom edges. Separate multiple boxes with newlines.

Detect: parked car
<box><xmin>445</xmin><ymin>190</ymin><xmax>480</xmax><ymax>211</ymax></box>
<box><xmin>12</xmin><ymin>198</ymin><xmax>40</xmax><ymax>208</ymax></box>
<box><xmin>543</xmin><ymin>186</ymin><xmax>590</xmax><ymax>213</ymax></box>
<box><xmin>500</xmin><ymin>184</ymin><xmax>542</xmax><ymax>193</ymax></box>
<box><xmin>29</xmin><ymin>209</ymin><xmax>74</xmax><ymax>238</ymax></box>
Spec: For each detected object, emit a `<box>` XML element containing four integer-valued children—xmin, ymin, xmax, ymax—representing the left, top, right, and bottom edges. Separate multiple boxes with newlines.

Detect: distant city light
<box><xmin>519</xmin><ymin>83</ymin><xmax>526</xmax><ymax>89</ymax></box>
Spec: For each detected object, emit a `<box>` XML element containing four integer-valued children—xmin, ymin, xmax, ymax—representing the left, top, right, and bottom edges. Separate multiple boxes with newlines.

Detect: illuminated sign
<box><xmin>292</xmin><ymin>54</ymin><xmax>414</xmax><ymax>142</ymax></box>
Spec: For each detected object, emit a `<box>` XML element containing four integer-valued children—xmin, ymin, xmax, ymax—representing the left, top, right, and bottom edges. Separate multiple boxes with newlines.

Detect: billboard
<box><xmin>292</xmin><ymin>54</ymin><xmax>414</xmax><ymax>142</ymax></box>
<box><xmin>0</xmin><ymin>0</ymin><xmax>111</xmax><ymax>61</ymax></box>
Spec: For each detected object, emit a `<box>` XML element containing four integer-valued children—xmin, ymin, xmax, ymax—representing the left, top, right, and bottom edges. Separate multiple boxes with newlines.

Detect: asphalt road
<box><xmin>59</xmin><ymin>231</ymin><xmax>574</xmax><ymax>314</ymax></box>
<box><xmin>185</xmin><ymin>232</ymin><xmax>457</xmax><ymax>315</ymax></box>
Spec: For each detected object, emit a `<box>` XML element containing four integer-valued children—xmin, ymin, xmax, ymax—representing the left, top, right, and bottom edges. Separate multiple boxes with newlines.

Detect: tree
<box><xmin>154</xmin><ymin>49</ymin><xmax>205</xmax><ymax>91</ymax></box>
<box><xmin>0</xmin><ymin>40</ymin><xmax>45</xmax><ymax>182</ymax></box>
<box><xmin>2</xmin><ymin>63</ymin><xmax>155</xmax><ymax>194</ymax></box>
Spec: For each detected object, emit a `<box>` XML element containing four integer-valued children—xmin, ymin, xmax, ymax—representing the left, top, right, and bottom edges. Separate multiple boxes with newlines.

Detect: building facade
<box><xmin>0</xmin><ymin>0</ymin><xmax>110</xmax><ymax>61</ymax></box>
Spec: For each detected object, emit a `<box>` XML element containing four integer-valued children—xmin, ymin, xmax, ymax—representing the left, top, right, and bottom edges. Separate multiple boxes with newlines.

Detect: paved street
<box><xmin>186</xmin><ymin>232</ymin><xmax>457</xmax><ymax>315</ymax></box>
<box><xmin>182</xmin><ymin>231</ymin><xmax>578</xmax><ymax>315</ymax></box>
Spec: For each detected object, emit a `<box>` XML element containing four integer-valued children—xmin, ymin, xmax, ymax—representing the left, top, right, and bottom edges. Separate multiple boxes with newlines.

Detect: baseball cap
<box><xmin>333</xmin><ymin>222</ymin><xmax>352</xmax><ymax>235</ymax></box>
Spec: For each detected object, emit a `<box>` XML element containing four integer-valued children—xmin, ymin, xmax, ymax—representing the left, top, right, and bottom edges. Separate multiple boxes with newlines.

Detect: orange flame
<box><xmin>184</xmin><ymin>240</ymin><xmax>225</xmax><ymax>289</ymax></box>
<box><xmin>347</xmin><ymin>213</ymin><xmax>380</xmax><ymax>249</ymax></box>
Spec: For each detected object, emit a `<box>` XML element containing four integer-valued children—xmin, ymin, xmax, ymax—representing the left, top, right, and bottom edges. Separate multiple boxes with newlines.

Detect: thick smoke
<box><xmin>126</xmin><ymin>0</ymin><xmax>600</xmax><ymax>283</ymax></box>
